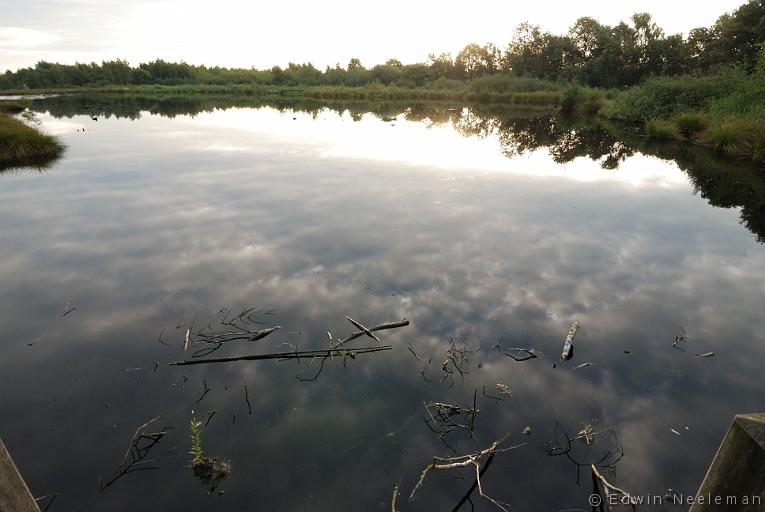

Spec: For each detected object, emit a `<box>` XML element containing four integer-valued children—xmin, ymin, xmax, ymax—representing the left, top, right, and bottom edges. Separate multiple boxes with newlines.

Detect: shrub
<box><xmin>601</xmin><ymin>70</ymin><xmax>745</xmax><ymax>122</ymax></box>
<box><xmin>561</xmin><ymin>84</ymin><xmax>608</xmax><ymax>114</ymax></box>
<box><xmin>560</xmin><ymin>85</ymin><xmax>581</xmax><ymax>112</ymax></box>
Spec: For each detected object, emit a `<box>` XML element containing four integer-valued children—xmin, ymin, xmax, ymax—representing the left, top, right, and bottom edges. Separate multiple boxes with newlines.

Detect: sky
<box><xmin>0</xmin><ymin>0</ymin><xmax>751</xmax><ymax>72</ymax></box>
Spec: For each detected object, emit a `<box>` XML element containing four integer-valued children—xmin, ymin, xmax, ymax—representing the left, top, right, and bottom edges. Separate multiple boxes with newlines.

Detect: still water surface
<box><xmin>1</xmin><ymin>99</ymin><xmax>764</xmax><ymax>511</ymax></box>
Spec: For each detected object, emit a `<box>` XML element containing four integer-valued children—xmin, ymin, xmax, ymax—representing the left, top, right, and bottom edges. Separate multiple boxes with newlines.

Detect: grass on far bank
<box><xmin>0</xmin><ymin>103</ymin><xmax>65</xmax><ymax>169</ymax></box>
<box><xmin>0</xmin><ymin>81</ymin><xmax>564</xmax><ymax>109</ymax></box>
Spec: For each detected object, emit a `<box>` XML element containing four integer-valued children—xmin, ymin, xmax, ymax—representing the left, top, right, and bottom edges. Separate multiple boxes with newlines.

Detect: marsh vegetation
<box><xmin>0</xmin><ymin>100</ymin><xmax>64</xmax><ymax>171</ymax></box>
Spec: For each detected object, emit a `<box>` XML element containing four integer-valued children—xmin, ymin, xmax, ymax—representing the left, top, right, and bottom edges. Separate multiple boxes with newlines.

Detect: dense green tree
<box><xmin>1</xmin><ymin>1</ymin><xmax>762</xmax><ymax>91</ymax></box>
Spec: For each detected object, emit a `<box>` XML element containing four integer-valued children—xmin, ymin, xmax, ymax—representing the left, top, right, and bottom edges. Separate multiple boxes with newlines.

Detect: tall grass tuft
<box><xmin>645</xmin><ymin>119</ymin><xmax>680</xmax><ymax>140</ymax></box>
<box><xmin>673</xmin><ymin>112</ymin><xmax>707</xmax><ymax>139</ymax></box>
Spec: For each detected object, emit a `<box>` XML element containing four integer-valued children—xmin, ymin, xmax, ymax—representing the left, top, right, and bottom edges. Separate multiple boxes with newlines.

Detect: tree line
<box><xmin>1</xmin><ymin>0</ymin><xmax>763</xmax><ymax>90</ymax></box>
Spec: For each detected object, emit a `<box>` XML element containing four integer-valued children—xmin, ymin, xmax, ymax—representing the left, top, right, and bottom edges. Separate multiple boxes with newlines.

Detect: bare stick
<box><xmin>591</xmin><ymin>465</ymin><xmax>637</xmax><ymax>512</ymax></box>
<box><xmin>391</xmin><ymin>484</ymin><xmax>400</xmax><ymax>512</ymax></box>
<box><xmin>243</xmin><ymin>377</ymin><xmax>252</xmax><ymax>414</ymax></box>
<box><xmin>196</xmin><ymin>379</ymin><xmax>210</xmax><ymax>403</ymax></box>
<box><xmin>407</xmin><ymin>344</ymin><xmax>422</xmax><ymax>361</ymax></box>
<box><xmin>346</xmin><ymin>316</ymin><xmax>381</xmax><ymax>342</ymax></box>
<box><xmin>339</xmin><ymin>319</ymin><xmax>409</xmax><ymax>345</ymax></box>
<box><xmin>409</xmin><ymin>439</ymin><xmax>525</xmax><ymax>511</ymax></box>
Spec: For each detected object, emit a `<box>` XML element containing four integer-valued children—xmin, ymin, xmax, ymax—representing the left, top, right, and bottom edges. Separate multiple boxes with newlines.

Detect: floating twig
<box><xmin>345</xmin><ymin>316</ymin><xmax>381</xmax><ymax>342</ymax></box>
<box><xmin>407</xmin><ymin>344</ymin><xmax>422</xmax><ymax>361</ymax></box>
<box><xmin>505</xmin><ymin>347</ymin><xmax>538</xmax><ymax>362</ymax></box>
<box><xmin>34</xmin><ymin>493</ymin><xmax>59</xmax><ymax>512</ymax></box>
<box><xmin>672</xmin><ymin>326</ymin><xmax>687</xmax><ymax>351</ymax></box>
<box><xmin>423</xmin><ymin>390</ymin><xmax>480</xmax><ymax>440</ymax></box>
<box><xmin>60</xmin><ymin>299</ymin><xmax>76</xmax><ymax>318</ymax></box>
<box><xmin>419</xmin><ymin>355</ymin><xmax>433</xmax><ymax>382</ymax></box>
<box><xmin>196</xmin><ymin>379</ymin><xmax>210</xmax><ymax>403</ymax></box>
<box><xmin>243</xmin><ymin>377</ymin><xmax>252</xmax><ymax>414</ymax></box>
<box><xmin>99</xmin><ymin>417</ymin><xmax>169</xmax><ymax>492</ymax></box>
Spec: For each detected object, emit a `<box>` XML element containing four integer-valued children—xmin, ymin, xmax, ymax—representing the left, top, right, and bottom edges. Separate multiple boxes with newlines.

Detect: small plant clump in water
<box><xmin>189</xmin><ymin>416</ymin><xmax>231</xmax><ymax>494</ymax></box>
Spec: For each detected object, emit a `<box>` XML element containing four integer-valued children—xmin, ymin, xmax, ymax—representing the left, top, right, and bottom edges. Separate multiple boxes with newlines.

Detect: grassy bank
<box><xmin>0</xmin><ymin>81</ymin><xmax>563</xmax><ymax>108</ymax></box>
<box><xmin>0</xmin><ymin>102</ymin><xmax>65</xmax><ymax>170</ymax></box>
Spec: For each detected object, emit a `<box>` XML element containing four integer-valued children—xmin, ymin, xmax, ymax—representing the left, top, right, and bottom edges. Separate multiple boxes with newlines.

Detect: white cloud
<box><xmin>0</xmin><ymin>26</ymin><xmax>60</xmax><ymax>48</ymax></box>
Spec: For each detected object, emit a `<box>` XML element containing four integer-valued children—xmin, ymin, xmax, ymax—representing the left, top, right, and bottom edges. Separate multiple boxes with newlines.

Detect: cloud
<box><xmin>0</xmin><ymin>26</ymin><xmax>60</xmax><ymax>48</ymax></box>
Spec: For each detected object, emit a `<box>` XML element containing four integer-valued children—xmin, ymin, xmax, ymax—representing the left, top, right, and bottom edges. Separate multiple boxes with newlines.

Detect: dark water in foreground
<box><xmin>1</xmin><ymin>97</ymin><xmax>764</xmax><ymax>511</ymax></box>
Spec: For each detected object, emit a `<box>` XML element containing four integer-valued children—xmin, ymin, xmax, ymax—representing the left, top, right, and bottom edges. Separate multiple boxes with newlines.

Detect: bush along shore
<box><xmin>0</xmin><ymin>101</ymin><xmax>65</xmax><ymax>171</ymax></box>
<box><xmin>597</xmin><ymin>54</ymin><xmax>765</xmax><ymax>164</ymax></box>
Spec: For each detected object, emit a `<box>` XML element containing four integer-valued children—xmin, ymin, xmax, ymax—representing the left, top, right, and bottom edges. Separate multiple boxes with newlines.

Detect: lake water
<box><xmin>1</xmin><ymin>97</ymin><xmax>764</xmax><ymax>511</ymax></box>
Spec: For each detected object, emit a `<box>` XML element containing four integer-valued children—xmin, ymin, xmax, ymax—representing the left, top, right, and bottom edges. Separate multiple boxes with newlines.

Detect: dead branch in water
<box><xmin>293</xmin><ymin>318</ymin><xmax>409</xmax><ymax>381</ymax></box>
<box><xmin>420</xmin><ymin>355</ymin><xmax>433</xmax><ymax>382</ymax></box>
<box><xmin>169</xmin><ymin>319</ymin><xmax>408</xmax><ymax>377</ymax></box>
<box><xmin>170</xmin><ymin>345</ymin><xmax>392</xmax><ymax>366</ymax></box>
<box><xmin>423</xmin><ymin>390</ymin><xmax>480</xmax><ymax>440</ymax></box>
<box><xmin>409</xmin><ymin>438</ymin><xmax>525</xmax><ymax>512</ymax></box>
<box><xmin>440</xmin><ymin>336</ymin><xmax>478</xmax><ymax>387</ymax></box>
<box><xmin>182</xmin><ymin>306</ymin><xmax>281</xmax><ymax>357</ymax></box>
<box><xmin>591</xmin><ymin>464</ymin><xmax>638</xmax><ymax>511</ymax></box>
<box><xmin>99</xmin><ymin>417</ymin><xmax>170</xmax><ymax>492</ymax></box>
<box><xmin>542</xmin><ymin>418</ymin><xmax>624</xmax><ymax>486</ymax></box>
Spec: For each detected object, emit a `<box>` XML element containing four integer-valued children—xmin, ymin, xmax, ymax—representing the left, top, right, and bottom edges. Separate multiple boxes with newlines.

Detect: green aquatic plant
<box><xmin>189</xmin><ymin>417</ymin><xmax>203</xmax><ymax>464</ymax></box>
<box><xmin>189</xmin><ymin>414</ymin><xmax>231</xmax><ymax>494</ymax></box>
